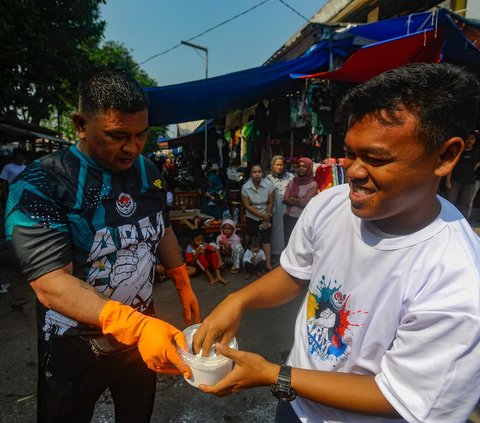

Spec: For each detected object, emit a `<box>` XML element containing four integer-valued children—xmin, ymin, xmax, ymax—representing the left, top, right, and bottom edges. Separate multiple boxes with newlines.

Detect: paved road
<box><xmin>1</xmin><ymin>236</ymin><xmax>479</xmax><ymax>422</ymax></box>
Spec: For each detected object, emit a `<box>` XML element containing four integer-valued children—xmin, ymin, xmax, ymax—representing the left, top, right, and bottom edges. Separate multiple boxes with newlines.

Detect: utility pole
<box><xmin>181</xmin><ymin>40</ymin><xmax>209</xmax><ymax>164</ymax></box>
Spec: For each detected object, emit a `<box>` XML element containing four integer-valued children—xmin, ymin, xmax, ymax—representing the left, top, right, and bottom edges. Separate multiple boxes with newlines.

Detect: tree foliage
<box><xmin>57</xmin><ymin>40</ymin><xmax>159</xmax><ymax>141</ymax></box>
<box><xmin>89</xmin><ymin>40</ymin><xmax>157</xmax><ymax>88</ymax></box>
<box><xmin>0</xmin><ymin>1</ymin><xmax>163</xmax><ymax>142</ymax></box>
<box><xmin>0</xmin><ymin>0</ymin><xmax>106</xmax><ymax>124</ymax></box>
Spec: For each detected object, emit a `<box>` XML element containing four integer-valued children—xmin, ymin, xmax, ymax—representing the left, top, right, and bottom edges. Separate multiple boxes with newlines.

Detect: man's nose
<box><xmin>345</xmin><ymin>158</ymin><xmax>368</xmax><ymax>180</ymax></box>
<box><xmin>122</xmin><ymin>138</ymin><xmax>140</xmax><ymax>153</ymax></box>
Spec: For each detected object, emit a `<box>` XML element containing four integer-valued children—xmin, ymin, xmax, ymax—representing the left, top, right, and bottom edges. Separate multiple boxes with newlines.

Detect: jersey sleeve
<box><xmin>5</xmin><ymin>162</ymin><xmax>72</xmax><ymax>281</ymax></box>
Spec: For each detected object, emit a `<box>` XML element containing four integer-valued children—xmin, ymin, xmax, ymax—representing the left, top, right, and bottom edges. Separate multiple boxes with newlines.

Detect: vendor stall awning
<box><xmin>145</xmin><ymin>45</ymin><xmax>333</xmax><ymax>126</ymax></box>
<box><xmin>146</xmin><ymin>8</ymin><xmax>480</xmax><ymax>126</ymax></box>
<box><xmin>0</xmin><ymin>122</ymin><xmax>71</xmax><ymax>145</ymax></box>
<box><xmin>292</xmin><ymin>8</ymin><xmax>480</xmax><ymax>82</ymax></box>
<box><xmin>291</xmin><ymin>29</ymin><xmax>445</xmax><ymax>83</ymax></box>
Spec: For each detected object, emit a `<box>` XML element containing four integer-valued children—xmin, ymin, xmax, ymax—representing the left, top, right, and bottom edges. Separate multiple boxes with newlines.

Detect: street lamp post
<box><xmin>181</xmin><ymin>40</ymin><xmax>209</xmax><ymax>164</ymax></box>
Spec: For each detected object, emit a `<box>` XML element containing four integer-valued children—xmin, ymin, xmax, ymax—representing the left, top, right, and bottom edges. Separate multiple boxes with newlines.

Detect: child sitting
<box><xmin>242</xmin><ymin>237</ymin><xmax>266</xmax><ymax>280</ymax></box>
<box><xmin>185</xmin><ymin>229</ymin><xmax>227</xmax><ymax>286</ymax></box>
<box><xmin>215</xmin><ymin>218</ymin><xmax>244</xmax><ymax>274</ymax></box>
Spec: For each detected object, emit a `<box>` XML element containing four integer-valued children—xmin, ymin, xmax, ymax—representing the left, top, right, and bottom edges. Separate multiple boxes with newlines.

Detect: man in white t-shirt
<box><xmin>192</xmin><ymin>63</ymin><xmax>480</xmax><ymax>423</ymax></box>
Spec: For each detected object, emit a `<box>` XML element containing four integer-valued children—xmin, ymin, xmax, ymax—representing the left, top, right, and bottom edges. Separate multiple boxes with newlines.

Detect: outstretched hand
<box><xmin>192</xmin><ymin>295</ymin><xmax>243</xmax><ymax>356</ymax></box>
<box><xmin>198</xmin><ymin>343</ymin><xmax>280</xmax><ymax>396</ymax></box>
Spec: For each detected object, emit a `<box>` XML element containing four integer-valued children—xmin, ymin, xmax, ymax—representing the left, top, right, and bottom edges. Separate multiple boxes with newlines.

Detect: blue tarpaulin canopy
<box><xmin>146</xmin><ymin>8</ymin><xmax>480</xmax><ymax>126</ymax></box>
<box><xmin>145</xmin><ymin>44</ymin><xmax>334</xmax><ymax>126</ymax></box>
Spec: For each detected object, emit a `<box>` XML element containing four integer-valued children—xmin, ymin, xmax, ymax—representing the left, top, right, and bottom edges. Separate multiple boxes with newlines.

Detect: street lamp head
<box><xmin>181</xmin><ymin>40</ymin><xmax>208</xmax><ymax>54</ymax></box>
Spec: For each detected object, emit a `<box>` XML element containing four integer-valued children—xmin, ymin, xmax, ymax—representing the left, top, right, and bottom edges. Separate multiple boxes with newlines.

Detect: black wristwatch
<box><xmin>271</xmin><ymin>365</ymin><xmax>296</xmax><ymax>402</ymax></box>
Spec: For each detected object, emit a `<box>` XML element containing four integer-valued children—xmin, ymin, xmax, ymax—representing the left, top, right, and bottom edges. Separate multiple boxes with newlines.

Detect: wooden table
<box><xmin>169</xmin><ymin>209</ymin><xmax>201</xmax><ymax>230</ymax></box>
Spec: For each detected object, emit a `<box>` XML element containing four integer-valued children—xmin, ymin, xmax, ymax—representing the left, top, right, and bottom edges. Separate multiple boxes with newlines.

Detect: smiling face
<box><xmin>343</xmin><ymin>111</ymin><xmax>451</xmax><ymax>234</ymax></box>
<box><xmin>73</xmin><ymin>108</ymin><xmax>148</xmax><ymax>172</ymax></box>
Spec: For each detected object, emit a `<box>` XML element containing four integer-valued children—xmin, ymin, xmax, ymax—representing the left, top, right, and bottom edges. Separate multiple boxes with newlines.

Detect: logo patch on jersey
<box><xmin>116</xmin><ymin>193</ymin><xmax>137</xmax><ymax>217</ymax></box>
<box><xmin>153</xmin><ymin>179</ymin><xmax>163</xmax><ymax>189</ymax></box>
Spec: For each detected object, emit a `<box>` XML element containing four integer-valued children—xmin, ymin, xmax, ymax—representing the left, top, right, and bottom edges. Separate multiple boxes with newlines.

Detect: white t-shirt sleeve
<box><xmin>280</xmin><ymin>197</ymin><xmax>315</xmax><ymax>281</ymax></box>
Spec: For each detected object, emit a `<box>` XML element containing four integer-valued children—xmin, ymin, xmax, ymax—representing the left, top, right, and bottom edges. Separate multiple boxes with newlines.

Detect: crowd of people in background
<box><xmin>2</xmin><ymin>132</ymin><xmax>480</xmax><ymax>288</ymax></box>
<box><xmin>149</xmin><ymin>132</ymin><xmax>480</xmax><ymax>286</ymax></box>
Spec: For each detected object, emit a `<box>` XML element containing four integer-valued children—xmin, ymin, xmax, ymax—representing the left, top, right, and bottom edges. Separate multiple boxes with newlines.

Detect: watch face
<box><xmin>271</xmin><ymin>384</ymin><xmax>296</xmax><ymax>402</ymax></box>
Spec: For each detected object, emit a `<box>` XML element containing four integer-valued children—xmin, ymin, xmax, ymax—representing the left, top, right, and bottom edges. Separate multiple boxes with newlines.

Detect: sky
<box><xmin>100</xmin><ymin>0</ymin><xmax>328</xmax><ymax>87</ymax></box>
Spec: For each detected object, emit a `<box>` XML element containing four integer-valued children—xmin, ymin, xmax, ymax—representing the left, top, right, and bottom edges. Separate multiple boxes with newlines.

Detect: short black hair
<box><xmin>339</xmin><ymin>63</ymin><xmax>480</xmax><ymax>153</ymax></box>
<box><xmin>189</xmin><ymin>229</ymin><xmax>203</xmax><ymax>240</ymax></box>
<box><xmin>248</xmin><ymin>163</ymin><xmax>263</xmax><ymax>176</ymax></box>
<box><xmin>78</xmin><ymin>68</ymin><xmax>148</xmax><ymax>116</ymax></box>
<box><xmin>248</xmin><ymin>236</ymin><xmax>261</xmax><ymax>248</ymax></box>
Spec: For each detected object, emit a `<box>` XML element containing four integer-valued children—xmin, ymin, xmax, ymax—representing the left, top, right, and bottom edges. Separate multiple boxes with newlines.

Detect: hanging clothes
<box><xmin>315</xmin><ymin>158</ymin><xmax>346</xmax><ymax>192</ymax></box>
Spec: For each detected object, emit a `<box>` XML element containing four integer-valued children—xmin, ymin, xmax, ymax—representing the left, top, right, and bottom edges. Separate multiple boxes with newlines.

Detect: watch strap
<box><xmin>278</xmin><ymin>365</ymin><xmax>292</xmax><ymax>385</ymax></box>
<box><xmin>271</xmin><ymin>364</ymin><xmax>296</xmax><ymax>401</ymax></box>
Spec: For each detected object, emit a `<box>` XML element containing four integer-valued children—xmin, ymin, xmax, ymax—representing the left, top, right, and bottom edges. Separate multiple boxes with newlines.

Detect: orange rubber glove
<box><xmin>99</xmin><ymin>300</ymin><xmax>191</xmax><ymax>377</ymax></box>
<box><xmin>166</xmin><ymin>263</ymin><xmax>200</xmax><ymax>325</ymax></box>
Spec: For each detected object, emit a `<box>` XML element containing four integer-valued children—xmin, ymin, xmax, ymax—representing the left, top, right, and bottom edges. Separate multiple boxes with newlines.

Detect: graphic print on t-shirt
<box><xmin>307</xmin><ymin>275</ymin><xmax>367</xmax><ymax>363</ymax></box>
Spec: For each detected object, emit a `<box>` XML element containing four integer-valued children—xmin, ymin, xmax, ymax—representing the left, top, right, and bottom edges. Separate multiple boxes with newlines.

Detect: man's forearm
<box><xmin>290</xmin><ymin>369</ymin><xmax>399</xmax><ymax>418</ymax></box>
<box><xmin>156</xmin><ymin>226</ymin><xmax>184</xmax><ymax>269</ymax></box>
<box><xmin>30</xmin><ymin>265</ymin><xmax>108</xmax><ymax>327</ymax></box>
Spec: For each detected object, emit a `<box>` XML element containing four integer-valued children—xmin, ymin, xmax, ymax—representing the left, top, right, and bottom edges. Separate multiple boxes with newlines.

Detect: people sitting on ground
<box><xmin>242</xmin><ymin>237</ymin><xmax>266</xmax><ymax>280</ymax></box>
<box><xmin>214</xmin><ymin>218</ymin><xmax>244</xmax><ymax>274</ymax></box>
<box><xmin>185</xmin><ymin>229</ymin><xmax>227</xmax><ymax>286</ymax></box>
<box><xmin>282</xmin><ymin>157</ymin><xmax>318</xmax><ymax>245</ymax></box>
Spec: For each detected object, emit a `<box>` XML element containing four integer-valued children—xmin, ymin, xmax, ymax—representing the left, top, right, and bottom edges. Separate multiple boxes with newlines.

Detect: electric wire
<box><xmin>276</xmin><ymin>0</ymin><xmax>310</xmax><ymax>23</ymax></box>
<box><xmin>139</xmin><ymin>0</ymin><xmax>271</xmax><ymax>65</ymax></box>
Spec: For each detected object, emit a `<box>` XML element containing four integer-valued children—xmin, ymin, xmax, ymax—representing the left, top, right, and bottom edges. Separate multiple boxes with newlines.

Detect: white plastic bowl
<box><xmin>179</xmin><ymin>323</ymin><xmax>238</xmax><ymax>388</ymax></box>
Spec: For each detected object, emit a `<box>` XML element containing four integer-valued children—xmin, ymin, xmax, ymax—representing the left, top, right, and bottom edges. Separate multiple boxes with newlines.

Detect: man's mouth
<box><xmin>350</xmin><ymin>184</ymin><xmax>375</xmax><ymax>200</ymax></box>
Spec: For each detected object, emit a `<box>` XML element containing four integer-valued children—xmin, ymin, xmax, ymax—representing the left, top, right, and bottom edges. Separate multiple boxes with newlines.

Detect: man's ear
<box><xmin>71</xmin><ymin>112</ymin><xmax>87</xmax><ymax>140</ymax></box>
<box><xmin>434</xmin><ymin>136</ymin><xmax>465</xmax><ymax>177</ymax></box>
